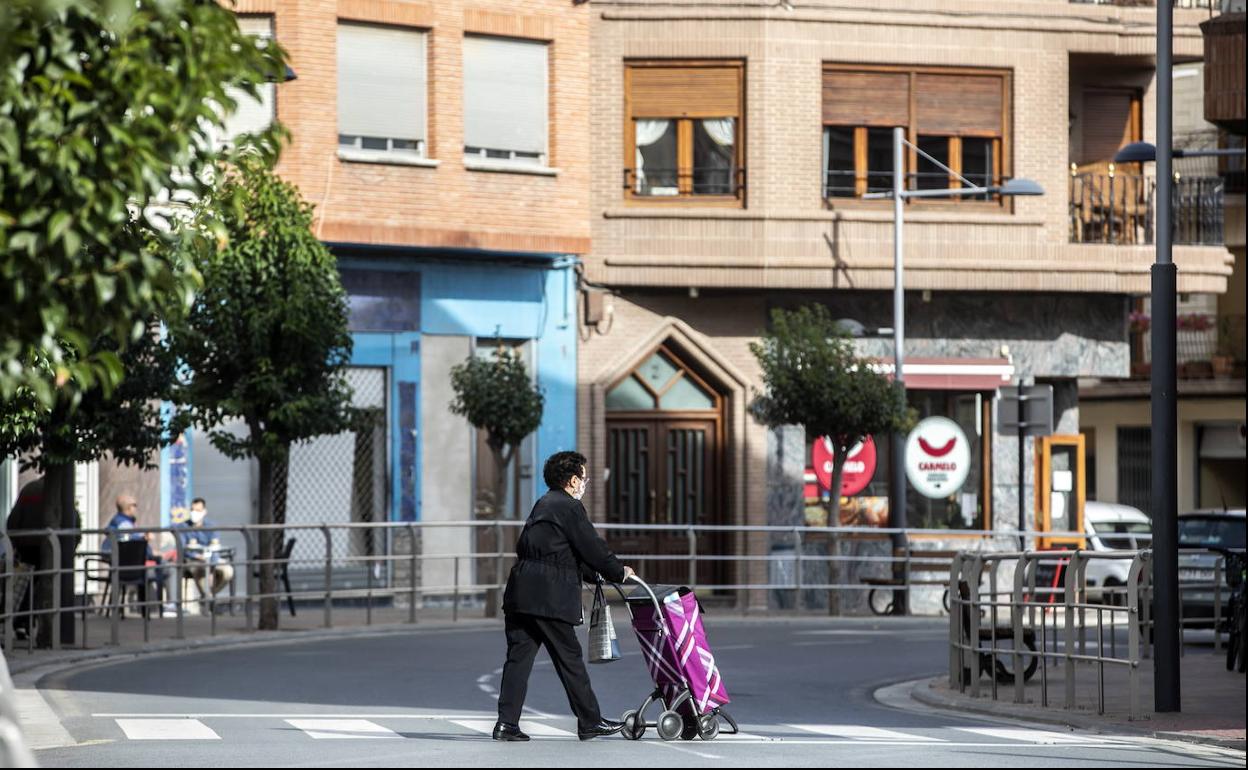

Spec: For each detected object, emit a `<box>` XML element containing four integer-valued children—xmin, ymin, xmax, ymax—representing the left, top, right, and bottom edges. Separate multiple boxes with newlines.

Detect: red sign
<box><xmin>812</xmin><ymin>436</ymin><xmax>877</xmax><ymax>497</ymax></box>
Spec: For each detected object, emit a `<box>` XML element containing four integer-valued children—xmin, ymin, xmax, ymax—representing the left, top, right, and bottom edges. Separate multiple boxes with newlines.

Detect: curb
<box><xmin>911</xmin><ymin>676</ymin><xmax>1246</xmax><ymax>752</ymax></box>
<box><xmin>6</xmin><ymin>619</ymin><xmax>502</xmax><ymax>680</ymax></box>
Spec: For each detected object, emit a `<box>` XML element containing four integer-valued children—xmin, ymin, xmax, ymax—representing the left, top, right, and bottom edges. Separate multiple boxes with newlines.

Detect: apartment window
<box><xmin>337</xmin><ymin>22</ymin><xmax>428</xmax><ymax>160</ymax></box>
<box><xmin>625</xmin><ymin>61</ymin><xmax>744</xmax><ymax>201</ymax></box>
<box><xmin>219</xmin><ymin>15</ymin><xmax>276</xmax><ymax>145</ymax></box>
<box><xmin>822</xmin><ymin>65</ymin><xmax>1010</xmax><ymax>202</ymax></box>
<box><xmin>463</xmin><ymin>35</ymin><xmax>549</xmax><ymax>168</ymax></box>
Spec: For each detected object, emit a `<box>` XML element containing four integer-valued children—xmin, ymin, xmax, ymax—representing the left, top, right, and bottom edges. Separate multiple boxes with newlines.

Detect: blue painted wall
<box><xmin>341</xmin><ymin>254</ymin><xmax>578</xmax><ymax>521</ymax></box>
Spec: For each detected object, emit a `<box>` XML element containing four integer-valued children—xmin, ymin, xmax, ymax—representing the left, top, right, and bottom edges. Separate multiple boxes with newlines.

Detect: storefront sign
<box><xmin>813</xmin><ymin>435</ymin><xmax>877</xmax><ymax>497</ymax></box>
<box><xmin>905</xmin><ymin>417</ymin><xmax>971</xmax><ymax>498</ymax></box>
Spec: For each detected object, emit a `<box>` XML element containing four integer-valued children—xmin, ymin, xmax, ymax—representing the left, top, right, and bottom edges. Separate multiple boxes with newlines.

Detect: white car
<box><xmin>1082</xmin><ymin>501</ymin><xmax>1151</xmax><ymax>603</ymax></box>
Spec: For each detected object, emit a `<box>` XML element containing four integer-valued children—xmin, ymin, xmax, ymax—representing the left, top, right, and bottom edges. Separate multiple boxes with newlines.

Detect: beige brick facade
<box><xmin>243</xmin><ymin>0</ymin><xmax>591</xmax><ymax>256</ymax></box>
<box><xmin>578</xmin><ymin>2</ymin><xmax>1232</xmax><ymax>605</ymax></box>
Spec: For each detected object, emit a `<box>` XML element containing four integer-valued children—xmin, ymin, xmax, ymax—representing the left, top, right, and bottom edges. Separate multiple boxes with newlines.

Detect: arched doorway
<box><xmin>604</xmin><ymin>344</ymin><xmax>726</xmax><ymax>587</ymax></box>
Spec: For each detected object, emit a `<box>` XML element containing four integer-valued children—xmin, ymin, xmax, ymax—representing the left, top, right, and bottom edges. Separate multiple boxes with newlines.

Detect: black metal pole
<box><xmin>890</xmin><ymin>426</ymin><xmax>908</xmax><ymax>615</ymax></box>
<box><xmin>1018</xmin><ymin>427</ymin><xmax>1026</xmax><ymax>553</ymax></box>
<box><xmin>1153</xmin><ymin>0</ymin><xmax>1181</xmax><ymax>714</ymax></box>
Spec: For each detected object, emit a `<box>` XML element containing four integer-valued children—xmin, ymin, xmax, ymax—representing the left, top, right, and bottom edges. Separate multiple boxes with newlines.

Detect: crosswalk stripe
<box><xmin>449</xmin><ymin>719</ymin><xmax>577</xmax><ymax>738</ymax></box>
<box><xmin>953</xmin><ymin>727</ymin><xmax>1097</xmax><ymax>744</ymax></box>
<box><xmin>115</xmin><ymin>719</ymin><xmax>220</xmax><ymax>740</ymax></box>
<box><xmin>786</xmin><ymin>724</ymin><xmax>945</xmax><ymax>742</ymax></box>
<box><xmin>285</xmin><ymin>719</ymin><xmax>402</xmax><ymax>739</ymax></box>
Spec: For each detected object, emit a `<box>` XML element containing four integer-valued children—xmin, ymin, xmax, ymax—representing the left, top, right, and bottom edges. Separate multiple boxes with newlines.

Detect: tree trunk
<box><xmin>482</xmin><ymin>443</ymin><xmax>512</xmax><ymax>618</ymax></box>
<box><xmin>826</xmin><ymin>448</ymin><xmax>847</xmax><ymax>617</ymax></box>
<box><xmin>257</xmin><ymin>454</ymin><xmax>279</xmax><ymax>631</ymax></box>
<box><xmin>36</xmin><ymin>462</ymin><xmax>76</xmax><ymax>648</ymax></box>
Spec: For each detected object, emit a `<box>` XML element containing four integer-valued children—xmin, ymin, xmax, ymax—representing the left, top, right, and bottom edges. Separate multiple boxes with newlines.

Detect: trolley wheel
<box><xmin>697</xmin><ymin>714</ymin><xmax>720</xmax><ymax>741</ymax></box>
<box><xmin>656</xmin><ymin>710</ymin><xmax>683</xmax><ymax>741</ymax></box>
<box><xmin>621</xmin><ymin>710</ymin><xmax>644</xmax><ymax>741</ymax></box>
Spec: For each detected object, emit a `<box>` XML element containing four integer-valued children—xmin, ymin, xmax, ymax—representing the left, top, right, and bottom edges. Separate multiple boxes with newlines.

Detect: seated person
<box><xmin>179</xmin><ymin>497</ymin><xmax>235</xmax><ymax>605</ymax></box>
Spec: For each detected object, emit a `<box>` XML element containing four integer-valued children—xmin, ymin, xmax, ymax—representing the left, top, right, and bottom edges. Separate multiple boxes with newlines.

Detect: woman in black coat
<box><xmin>493</xmin><ymin>451</ymin><xmax>634</xmax><ymax>742</ymax></box>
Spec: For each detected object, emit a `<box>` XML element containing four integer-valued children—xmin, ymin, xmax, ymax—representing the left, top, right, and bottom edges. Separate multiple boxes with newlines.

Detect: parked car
<box><xmin>1178</xmin><ymin>509</ymin><xmax>1247</xmax><ymax>627</ymax></box>
<box><xmin>1083</xmin><ymin>501</ymin><xmax>1151</xmax><ymax>604</ymax></box>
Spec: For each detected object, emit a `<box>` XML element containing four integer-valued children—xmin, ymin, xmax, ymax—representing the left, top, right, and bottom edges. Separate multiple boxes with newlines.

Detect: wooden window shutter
<box><xmin>915</xmin><ymin>73</ymin><xmax>1004</xmax><ymax>136</ymax></box>
<box><xmin>1081</xmin><ymin>88</ymin><xmax>1140</xmax><ymax>164</ymax></box>
<box><xmin>822</xmin><ymin>69</ymin><xmax>909</xmax><ymax>127</ymax></box>
<box><xmin>629</xmin><ymin>64</ymin><xmax>741</xmax><ymax>118</ymax></box>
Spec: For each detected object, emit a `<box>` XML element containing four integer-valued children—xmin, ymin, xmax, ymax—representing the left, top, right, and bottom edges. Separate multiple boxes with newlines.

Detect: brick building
<box><xmin>575</xmin><ymin>0</ymin><xmax>1235</xmax><ymax>608</ymax></box>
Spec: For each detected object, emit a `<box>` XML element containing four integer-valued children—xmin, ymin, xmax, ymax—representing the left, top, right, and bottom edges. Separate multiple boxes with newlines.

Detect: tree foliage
<box><xmin>170</xmin><ymin>152</ymin><xmax>356</xmax><ymax>630</ymax></box>
<box><xmin>449</xmin><ymin>343</ymin><xmax>544</xmax><ymax>516</ymax></box>
<box><xmin>750</xmin><ymin>304</ymin><xmax>911</xmax><ymax>525</ymax></box>
<box><xmin>0</xmin><ymin>0</ymin><xmax>286</xmax><ymax>406</ymax></box>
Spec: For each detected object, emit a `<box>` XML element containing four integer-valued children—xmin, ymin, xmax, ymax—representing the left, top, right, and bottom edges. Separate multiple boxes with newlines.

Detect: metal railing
<box><xmin>1</xmin><ymin>522</ymin><xmax>1096</xmax><ymax>652</ymax></box>
<box><xmin>950</xmin><ymin>549</ymin><xmax>1153</xmax><ymax>719</ymax></box>
<box><xmin>950</xmin><ymin>548</ymin><xmax>1236</xmax><ymax>720</ymax></box>
<box><xmin>623</xmin><ymin>167</ymin><xmax>746</xmax><ymax>198</ymax></box>
<box><xmin>1069</xmin><ymin>170</ymin><xmax>1223</xmax><ymax>246</ymax></box>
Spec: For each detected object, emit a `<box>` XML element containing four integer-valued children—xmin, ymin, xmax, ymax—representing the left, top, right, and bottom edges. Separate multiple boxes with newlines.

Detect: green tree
<box><xmin>170</xmin><ymin>153</ymin><xmax>357</xmax><ymax>631</ymax></box>
<box><xmin>1</xmin><ymin>0</ymin><xmax>286</xmax><ymax>407</ymax></box>
<box><xmin>0</xmin><ymin>320</ymin><xmax>181</xmax><ymax>646</ymax></box>
<box><xmin>749</xmin><ymin>304</ymin><xmax>911</xmax><ymax>528</ymax></box>
<box><xmin>449</xmin><ymin>344</ymin><xmax>545</xmax><ymax>519</ymax></box>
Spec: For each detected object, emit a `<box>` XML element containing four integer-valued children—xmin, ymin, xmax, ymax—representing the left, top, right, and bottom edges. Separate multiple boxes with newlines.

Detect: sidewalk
<box><xmin>915</xmin><ymin>646</ymin><xmax>1246</xmax><ymax>751</ymax></box>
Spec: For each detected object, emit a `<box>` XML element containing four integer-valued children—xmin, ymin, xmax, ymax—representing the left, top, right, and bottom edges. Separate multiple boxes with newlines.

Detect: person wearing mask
<box><xmin>493</xmin><ymin>451</ymin><xmax>635</xmax><ymax>742</ymax></box>
<box><xmin>181</xmin><ymin>497</ymin><xmax>235</xmax><ymax>611</ymax></box>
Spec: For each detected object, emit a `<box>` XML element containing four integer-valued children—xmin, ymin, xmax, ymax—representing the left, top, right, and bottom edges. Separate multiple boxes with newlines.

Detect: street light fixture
<box><xmin>862</xmin><ymin>127</ymin><xmax>1045</xmax><ymax>615</ymax></box>
<box><xmin>1114</xmin><ymin>141</ymin><xmax>1246</xmax><ymax>164</ymax></box>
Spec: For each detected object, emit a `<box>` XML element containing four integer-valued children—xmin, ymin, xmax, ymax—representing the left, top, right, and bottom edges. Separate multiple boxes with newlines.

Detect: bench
<box><xmin>861</xmin><ymin>548</ymin><xmax>960</xmax><ymax>615</ymax></box>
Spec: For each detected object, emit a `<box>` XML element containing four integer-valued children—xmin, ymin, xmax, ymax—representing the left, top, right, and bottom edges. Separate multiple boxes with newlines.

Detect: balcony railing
<box><xmin>1129</xmin><ymin>313</ymin><xmax>1246</xmax><ymax>379</ymax></box>
<box><xmin>1068</xmin><ymin>0</ymin><xmax>1216</xmax><ymax>8</ymax></box>
<box><xmin>1069</xmin><ymin>167</ymin><xmax>1224</xmax><ymax>246</ymax></box>
<box><xmin>624</xmin><ymin>167</ymin><xmax>746</xmax><ymax>199</ymax></box>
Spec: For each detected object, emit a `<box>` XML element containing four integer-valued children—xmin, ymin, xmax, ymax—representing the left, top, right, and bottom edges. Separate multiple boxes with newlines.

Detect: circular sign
<box><xmin>813</xmin><ymin>435</ymin><xmax>877</xmax><ymax>497</ymax></box>
<box><xmin>905</xmin><ymin>416</ymin><xmax>971</xmax><ymax>499</ymax></box>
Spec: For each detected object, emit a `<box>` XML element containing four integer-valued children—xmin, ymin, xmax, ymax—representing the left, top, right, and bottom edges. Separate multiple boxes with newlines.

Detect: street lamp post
<box><xmin>865</xmin><ymin>128</ymin><xmax>1044</xmax><ymax>615</ymax></box>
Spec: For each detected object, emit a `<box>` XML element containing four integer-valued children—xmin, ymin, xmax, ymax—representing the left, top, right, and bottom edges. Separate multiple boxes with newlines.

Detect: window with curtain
<box><xmin>822</xmin><ymin>65</ymin><xmax>1010</xmax><ymax>202</ymax></box>
<box><xmin>337</xmin><ymin>22</ymin><xmax>428</xmax><ymax>159</ymax></box>
<box><xmin>219</xmin><ymin>15</ymin><xmax>276</xmax><ymax>146</ymax></box>
<box><xmin>625</xmin><ymin>61</ymin><xmax>744</xmax><ymax>201</ymax></box>
<box><xmin>463</xmin><ymin>35</ymin><xmax>549</xmax><ymax>166</ymax></box>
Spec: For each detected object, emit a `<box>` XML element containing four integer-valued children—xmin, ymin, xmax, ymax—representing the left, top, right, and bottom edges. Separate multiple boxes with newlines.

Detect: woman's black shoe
<box><xmin>577</xmin><ymin>719</ymin><xmax>625</xmax><ymax>740</ymax></box>
<box><xmin>492</xmin><ymin>722</ymin><xmax>530</xmax><ymax>741</ymax></box>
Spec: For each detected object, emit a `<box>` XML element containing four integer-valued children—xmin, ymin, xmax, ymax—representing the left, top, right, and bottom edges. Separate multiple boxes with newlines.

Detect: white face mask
<box><xmin>191</xmin><ymin>507</ymin><xmax>207</xmax><ymax>525</ymax></box>
<box><xmin>571</xmin><ymin>477</ymin><xmax>588</xmax><ymax>501</ymax></box>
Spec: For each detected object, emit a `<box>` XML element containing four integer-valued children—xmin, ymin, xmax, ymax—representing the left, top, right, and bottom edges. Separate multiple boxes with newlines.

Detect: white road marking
<box><xmin>787</xmin><ymin>724</ymin><xmax>945</xmax><ymax>742</ymax></box>
<box><xmin>93</xmin><ymin>712</ymin><xmax>550</xmax><ymax>719</ymax></box>
<box><xmin>286</xmin><ymin>719</ymin><xmax>402</xmax><ymax>739</ymax></box>
<box><xmin>448</xmin><ymin>719</ymin><xmax>576</xmax><ymax>738</ymax></box>
<box><xmin>114</xmin><ymin>719</ymin><xmax>220</xmax><ymax>740</ymax></box>
<box><xmin>953</xmin><ymin>726</ymin><xmax>1105</xmax><ymax>744</ymax></box>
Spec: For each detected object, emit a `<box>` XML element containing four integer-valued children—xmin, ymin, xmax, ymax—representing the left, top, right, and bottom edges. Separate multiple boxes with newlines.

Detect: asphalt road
<box><xmin>28</xmin><ymin>617</ymin><xmax>1245</xmax><ymax>768</ymax></box>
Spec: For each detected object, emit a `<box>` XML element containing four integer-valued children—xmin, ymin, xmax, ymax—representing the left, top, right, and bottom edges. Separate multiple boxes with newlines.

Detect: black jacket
<box><xmin>501</xmin><ymin>488</ymin><xmax>625</xmax><ymax>625</ymax></box>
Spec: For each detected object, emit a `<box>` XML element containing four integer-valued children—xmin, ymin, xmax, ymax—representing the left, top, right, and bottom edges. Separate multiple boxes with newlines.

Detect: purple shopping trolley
<box><xmin>616</xmin><ymin>576</ymin><xmax>739</xmax><ymax>741</ymax></box>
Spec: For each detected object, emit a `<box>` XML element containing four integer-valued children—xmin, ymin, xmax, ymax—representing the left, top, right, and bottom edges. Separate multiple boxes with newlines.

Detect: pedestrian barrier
<box><xmin>949</xmin><ymin>550</ymin><xmax>1153</xmax><ymax>719</ymax></box>
<box><xmin>1</xmin><ymin>521</ymin><xmax>1102</xmax><ymax>654</ymax></box>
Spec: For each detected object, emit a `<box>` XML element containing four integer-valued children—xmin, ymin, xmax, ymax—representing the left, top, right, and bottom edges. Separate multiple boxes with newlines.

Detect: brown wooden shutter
<box><xmin>822</xmin><ymin>69</ymin><xmax>909</xmax><ymax>127</ymax></box>
<box><xmin>915</xmin><ymin>73</ymin><xmax>1004</xmax><ymax>135</ymax></box>
<box><xmin>629</xmin><ymin>64</ymin><xmax>742</xmax><ymax>118</ymax></box>
<box><xmin>1081</xmin><ymin>88</ymin><xmax>1140</xmax><ymax>164</ymax></box>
